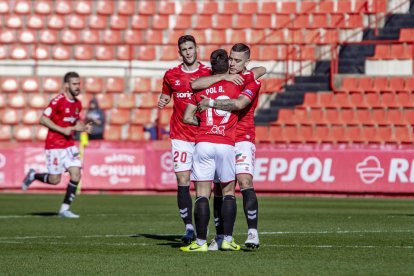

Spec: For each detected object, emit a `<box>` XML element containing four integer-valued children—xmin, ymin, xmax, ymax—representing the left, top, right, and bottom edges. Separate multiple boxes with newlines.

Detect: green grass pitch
<box><xmin>0</xmin><ymin>194</ymin><xmax>413</xmax><ymax>275</ymax></box>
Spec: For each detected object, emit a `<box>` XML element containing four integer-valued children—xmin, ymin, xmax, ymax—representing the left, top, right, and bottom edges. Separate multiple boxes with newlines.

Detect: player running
<box><xmin>22</xmin><ymin>72</ymin><xmax>93</xmax><ymax>218</ymax></box>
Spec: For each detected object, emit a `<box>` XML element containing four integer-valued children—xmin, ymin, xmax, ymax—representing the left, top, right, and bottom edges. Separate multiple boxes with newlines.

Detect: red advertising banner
<box><xmin>0</xmin><ymin>150</ymin><xmax>17</xmax><ymax>189</ymax></box>
<box><xmin>82</xmin><ymin>148</ymin><xmax>147</xmax><ymax>190</ymax></box>
<box><xmin>252</xmin><ymin>145</ymin><xmax>414</xmax><ymax>193</ymax></box>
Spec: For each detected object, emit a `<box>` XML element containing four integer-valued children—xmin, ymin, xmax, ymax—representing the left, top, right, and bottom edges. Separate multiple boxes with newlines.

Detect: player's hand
<box><xmin>85</xmin><ymin>122</ymin><xmax>94</xmax><ymax>134</ymax></box>
<box><xmin>73</xmin><ymin>121</ymin><xmax>86</xmax><ymax>132</ymax></box>
<box><xmin>197</xmin><ymin>95</ymin><xmax>210</xmax><ymax>112</ymax></box>
<box><xmin>157</xmin><ymin>96</ymin><xmax>170</xmax><ymax>109</ymax></box>
<box><xmin>224</xmin><ymin>74</ymin><xmax>244</xmax><ymax>85</ymax></box>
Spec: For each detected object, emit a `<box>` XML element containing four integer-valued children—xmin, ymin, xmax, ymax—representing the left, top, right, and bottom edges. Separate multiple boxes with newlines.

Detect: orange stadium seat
<box><xmin>259</xmin><ymin>2</ymin><xmax>277</xmax><ymax>14</ymax></box>
<box><xmin>275</xmin><ymin>109</ymin><xmax>295</xmax><ymax>126</ymax></box>
<box><xmin>88</xmin><ymin>15</ymin><xmax>107</xmax><ymax>29</ymax></box>
<box><xmin>265</xmin><ymin>30</ymin><xmax>284</xmax><ymax>44</ymax></box>
<box><xmin>160</xmin><ymin>45</ymin><xmax>177</xmax><ymax>61</ymax></box>
<box><xmin>138</xmin><ymin>1</ymin><xmax>156</xmax><ymax>15</ymax></box>
<box><xmin>35</xmin><ymin>125</ymin><xmax>48</xmax><ymax>141</ymax></box>
<box><xmin>116</xmin><ymin>45</ymin><xmax>133</xmax><ymax>60</ymax></box>
<box><xmin>152</xmin><ymin>15</ymin><xmax>169</xmax><ymax>29</ymax></box>
<box><xmin>0</xmin><ymin>29</ymin><xmax>16</xmax><ymax>44</ymax></box>
<box><xmin>1</xmin><ymin>77</ymin><xmax>18</xmax><ymax>93</ymax></box>
<box><xmin>74</xmin><ymin>0</ymin><xmax>92</xmax><ymax>15</ymax></box>
<box><xmin>85</xmin><ymin>77</ymin><xmax>103</xmax><ymax>94</ymax></box>
<box><xmin>43</xmin><ymin>77</ymin><xmax>61</xmax><ymax>93</ymax></box>
<box><xmin>96</xmin><ymin>45</ymin><xmax>115</xmax><ymax>60</ymax></box>
<box><xmin>29</xmin><ymin>94</ymin><xmax>48</xmax><ymax>109</ymax></box>
<box><xmin>22</xmin><ymin>109</ymin><xmax>40</xmax><ymax>125</ymax></box>
<box><xmin>14</xmin><ymin>0</ymin><xmax>30</xmax><ymax>14</ymax></box>
<box><xmin>195</xmin><ymin>15</ymin><xmax>213</xmax><ymax>29</ymax></box>
<box><xmin>386</xmin><ymin>109</ymin><xmax>403</xmax><ymax>125</ymax></box>
<box><xmin>215</xmin><ymin>14</ymin><xmax>232</xmax><ymax>29</ymax></box>
<box><xmin>77</xmin><ymin>93</ymin><xmax>93</xmax><ymax>108</ymax></box>
<box><xmin>23</xmin><ymin>77</ymin><xmax>40</xmax><ymax>93</ymax></box>
<box><xmin>234</xmin><ymin>15</ymin><xmax>253</xmax><ymax>29</ymax></box>
<box><xmin>399</xmin><ymin>29</ymin><xmax>414</xmax><ymax>42</ymax></box>
<box><xmin>174</xmin><ymin>15</ymin><xmax>192</xmax><ymax>30</ymax></box>
<box><xmin>334</xmin><ymin>93</ymin><xmax>352</xmax><ymax>108</ymax></box>
<box><xmin>381</xmin><ymin>92</ymin><xmax>397</xmax><ymax>108</ymax></box>
<box><xmin>8</xmin><ymin>93</ymin><xmax>26</xmax><ymax>109</ymax></box>
<box><xmin>109</xmin><ymin>14</ymin><xmax>128</xmax><ymax>30</ymax></box>
<box><xmin>138</xmin><ymin>93</ymin><xmax>159</xmax><ymax>108</ymax></box>
<box><xmin>292</xmin><ymin>14</ymin><xmax>310</xmax><ymax>29</ymax></box>
<box><xmin>308</xmin><ymin>108</ymin><xmax>326</xmax><ymax>125</ymax></box>
<box><xmin>1</xmin><ymin>109</ymin><xmax>19</xmax><ymax>125</ymax></box>
<box><xmin>131</xmin><ymin>109</ymin><xmax>153</xmax><ymax>125</ymax></box>
<box><xmin>117</xmin><ymin>0</ymin><xmax>136</xmax><ymax>15</ymax></box>
<box><xmin>96</xmin><ymin>0</ymin><xmax>114</xmax><ymax>15</ymax></box>
<box><xmin>209</xmin><ymin>30</ymin><xmax>227</xmax><ymax>44</ymax></box>
<box><xmin>318</xmin><ymin>93</ymin><xmax>335</xmax><ymax>108</ymax></box>
<box><xmin>0</xmin><ymin>0</ymin><xmax>9</xmax><ymax>14</ymax></box>
<box><xmin>300</xmin><ymin>1</ymin><xmax>317</xmax><ymax>13</ymax></box>
<box><xmin>131</xmin><ymin>15</ymin><xmax>150</xmax><ymax>30</ymax></box>
<box><xmin>34</xmin><ymin>0</ymin><xmax>53</xmax><ymax>15</ymax></box>
<box><xmin>117</xmin><ymin>94</ymin><xmax>136</xmax><ymax>109</ymax></box>
<box><xmin>159</xmin><ymin>109</ymin><xmax>173</xmax><ymax>125</ymax></box>
<box><xmin>5</xmin><ymin>15</ymin><xmax>23</xmax><ymax>29</ymax></box>
<box><xmin>136</xmin><ymin>46</ymin><xmax>156</xmax><ymax>61</ymax></box>
<box><xmin>52</xmin><ymin>45</ymin><xmax>71</xmax><ymax>60</ymax></box>
<box><xmin>95</xmin><ymin>94</ymin><xmax>113</xmax><ymax>110</ymax></box>
<box><xmin>240</xmin><ymin>2</ymin><xmax>257</xmax><ymax>14</ymax></box>
<box><xmin>324</xmin><ymin>108</ymin><xmax>340</xmax><ymax>125</ymax></box>
<box><xmin>395</xmin><ymin>92</ymin><xmax>414</xmax><ymax>108</ymax></box>
<box><xmin>274</xmin><ymin>14</ymin><xmax>290</xmax><ymax>28</ymax></box>
<box><xmin>47</xmin><ymin>14</ymin><xmax>65</xmax><ymax>30</ymax></box>
<box><xmin>403</xmin><ymin>77</ymin><xmax>414</xmax><ymax>90</ymax></box>
<box><xmin>68</xmin><ymin>14</ymin><xmax>86</xmax><ymax>30</ymax></box>
<box><xmin>128</xmin><ymin>125</ymin><xmax>146</xmax><ymax>141</ymax></box>
<box><xmin>0</xmin><ymin>93</ymin><xmax>5</xmax><ymax>108</ymax></box>
<box><xmin>302</xmin><ymin>93</ymin><xmax>318</xmax><ymax>108</ymax></box>
<box><xmin>222</xmin><ymin>2</ymin><xmax>239</xmax><ymax>14</ymax></box>
<box><xmin>80</xmin><ymin>29</ymin><xmax>100</xmax><ymax>43</ymax></box>
<box><xmin>158</xmin><ymin>1</ymin><xmax>175</xmax><ymax>15</ymax></box>
<box><xmin>13</xmin><ymin>125</ymin><xmax>33</xmax><ymax>141</ymax></box>
<box><xmin>144</xmin><ymin>30</ymin><xmax>163</xmax><ymax>45</ymax></box>
<box><xmin>61</xmin><ymin>30</ymin><xmax>80</xmax><ymax>45</ymax></box>
<box><xmin>104</xmin><ymin>125</ymin><xmax>122</xmax><ymax>141</ymax></box>
<box><xmin>369</xmin><ymin>45</ymin><xmax>391</xmax><ymax>60</ymax></box>
<box><xmin>312</xmin><ymin>14</ymin><xmax>329</xmax><ymax>28</ymax></box>
<box><xmin>133</xmin><ymin>77</ymin><xmax>152</xmax><ymax>93</ymax></box>
<box><xmin>372</xmin><ymin>77</ymin><xmax>388</xmax><ymax>92</ymax></box>
<box><xmin>255</xmin><ymin>126</ymin><xmax>270</xmax><ymax>143</ymax></box>
<box><xmin>109</xmin><ymin>109</ymin><xmax>130</xmax><ymax>125</ymax></box>
<box><xmin>125</xmin><ymin>30</ymin><xmax>143</xmax><ymax>45</ymax></box>
<box><xmin>280</xmin><ymin>1</ymin><xmax>297</xmax><ymax>13</ymax></box>
<box><xmin>300</xmin><ymin>125</ymin><xmax>317</xmax><ymax>143</ymax></box>
<box><xmin>39</xmin><ymin>30</ymin><xmax>58</xmax><ymax>44</ymax></box>
<box><xmin>403</xmin><ymin>110</ymin><xmax>414</xmax><ymax>125</ymax></box>
<box><xmin>345</xmin><ymin>126</ymin><xmax>363</xmax><ymax>143</ymax></box>
<box><xmin>102</xmin><ymin>30</ymin><xmax>122</xmax><ymax>45</ymax></box>
<box><xmin>27</xmin><ymin>14</ymin><xmax>45</xmax><ymax>29</ymax></box>
<box><xmin>283</xmin><ymin>126</ymin><xmax>300</xmax><ymax>143</ymax></box>
<box><xmin>349</xmin><ymin>93</ymin><xmax>367</xmax><ymax>108</ymax></box>
<box><xmin>394</xmin><ymin>126</ymin><xmax>412</xmax><ymax>144</ymax></box>
<box><xmin>0</xmin><ymin>125</ymin><xmax>12</xmax><ymax>141</ymax></box>
<box><xmin>229</xmin><ymin>30</ymin><xmax>246</xmax><ymax>44</ymax></box>
<box><xmin>32</xmin><ymin>45</ymin><xmax>50</xmax><ymax>60</ymax></box>
<box><xmin>255</xmin><ymin>15</ymin><xmax>272</xmax><ymax>29</ymax></box>
<box><xmin>74</xmin><ymin>45</ymin><xmax>93</xmax><ymax>60</ymax></box>
<box><xmin>18</xmin><ymin>30</ymin><xmax>36</xmax><ymax>44</ymax></box>
<box><xmin>106</xmin><ymin>77</ymin><xmax>124</xmax><ymax>93</ymax></box>
<box><xmin>371</xmin><ymin>109</ymin><xmax>387</xmax><ymax>125</ymax></box>
<box><xmin>329</xmin><ymin>126</ymin><xmax>346</xmax><ymax>143</ymax></box>
<box><xmin>386</xmin><ymin>77</ymin><xmax>405</xmax><ymax>92</ymax></box>
<box><xmin>55</xmin><ymin>0</ymin><xmax>72</xmax><ymax>14</ymax></box>
<box><xmin>10</xmin><ymin>45</ymin><xmax>29</xmax><ymax>60</ymax></box>
<box><xmin>200</xmin><ymin>2</ymin><xmax>218</xmax><ymax>15</ymax></box>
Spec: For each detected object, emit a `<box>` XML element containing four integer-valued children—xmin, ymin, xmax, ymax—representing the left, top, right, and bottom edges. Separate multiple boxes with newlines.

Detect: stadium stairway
<box><xmin>255</xmin><ymin>7</ymin><xmax>414</xmax><ymax>127</ymax></box>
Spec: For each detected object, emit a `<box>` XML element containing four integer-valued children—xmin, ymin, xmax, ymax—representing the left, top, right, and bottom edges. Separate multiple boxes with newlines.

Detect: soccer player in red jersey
<box><xmin>180</xmin><ymin>49</ymin><xmax>246</xmax><ymax>252</ymax></box>
<box><xmin>157</xmin><ymin>35</ymin><xmax>211</xmax><ymax>243</ymax></box>
<box><xmin>22</xmin><ymin>72</ymin><xmax>92</xmax><ymax>218</ymax></box>
<box><xmin>193</xmin><ymin>43</ymin><xmax>263</xmax><ymax>249</ymax></box>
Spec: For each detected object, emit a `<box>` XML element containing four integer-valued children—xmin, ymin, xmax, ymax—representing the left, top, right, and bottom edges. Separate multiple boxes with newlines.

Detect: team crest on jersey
<box><xmin>65</xmin><ymin>108</ymin><xmax>70</xmax><ymax>113</ymax></box>
<box><xmin>174</xmin><ymin>80</ymin><xmax>181</xmax><ymax>86</ymax></box>
<box><xmin>243</xmin><ymin>89</ymin><xmax>254</xmax><ymax>97</ymax></box>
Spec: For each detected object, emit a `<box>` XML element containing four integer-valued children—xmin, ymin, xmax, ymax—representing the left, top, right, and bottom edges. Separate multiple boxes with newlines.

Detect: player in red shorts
<box><xmin>157</xmin><ymin>35</ymin><xmax>211</xmax><ymax>243</ymax></box>
<box><xmin>22</xmin><ymin>72</ymin><xmax>93</xmax><ymax>218</ymax></box>
<box><xmin>180</xmin><ymin>49</ymin><xmax>256</xmax><ymax>252</ymax></box>
<box><xmin>193</xmin><ymin>43</ymin><xmax>263</xmax><ymax>249</ymax></box>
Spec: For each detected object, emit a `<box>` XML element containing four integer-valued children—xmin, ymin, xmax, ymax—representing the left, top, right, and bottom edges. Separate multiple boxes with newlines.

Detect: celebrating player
<box><xmin>22</xmin><ymin>72</ymin><xmax>92</xmax><ymax>218</ymax></box>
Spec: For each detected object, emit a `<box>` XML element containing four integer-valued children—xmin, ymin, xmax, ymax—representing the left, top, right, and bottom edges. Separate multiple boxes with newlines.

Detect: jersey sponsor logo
<box><xmin>206</xmin><ymin>86</ymin><xmax>224</xmax><ymax>95</ymax></box>
<box><xmin>174</xmin><ymin>80</ymin><xmax>181</xmax><ymax>86</ymax></box>
<box><xmin>175</xmin><ymin>91</ymin><xmax>192</xmax><ymax>99</ymax></box>
<box><xmin>206</xmin><ymin>125</ymin><xmax>226</xmax><ymax>136</ymax></box>
<box><xmin>356</xmin><ymin>156</ymin><xmax>384</xmax><ymax>184</ymax></box>
<box><xmin>63</xmin><ymin>116</ymin><xmax>77</xmax><ymax>123</ymax></box>
<box><xmin>65</xmin><ymin>108</ymin><xmax>70</xmax><ymax>113</ymax></box>
<box><xmin>243</xmin><ymin>89</ymin><xmax>254</xmax><ymax>97</ymax></box>
<box><xmin>236</xmin><ymin>154</ymin><xmax>247</xmax><ymax>164</ymax></box>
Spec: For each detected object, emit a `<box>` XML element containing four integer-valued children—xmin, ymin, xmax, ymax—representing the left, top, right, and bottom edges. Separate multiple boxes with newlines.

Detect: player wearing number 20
<box><xmin>180</xmin><ymin>49</ymin><xmax>254</xmax><ymax>252</ymax></box>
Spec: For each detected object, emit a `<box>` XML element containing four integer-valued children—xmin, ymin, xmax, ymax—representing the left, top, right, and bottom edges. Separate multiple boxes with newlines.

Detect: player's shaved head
<box><xmin>210</xmin><ymin>49</ymin><xmax>229</xmax><ymax>74</ymax></box>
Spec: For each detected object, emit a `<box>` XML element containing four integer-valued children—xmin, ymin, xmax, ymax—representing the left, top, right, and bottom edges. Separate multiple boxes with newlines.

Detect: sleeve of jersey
<box><xmin>43</xmin><ymin>97</ymin><xmax>60</xmax><ymax>118</ymax></box>
<box><xmin>241</xmin><ymin>71</ymin><xmax>255</xmax><ymax>85</ymax></box>
<box><xmin>241</xmin><ymin>80</ymin><xmax>261</xmax><ymax>101</ymax></box>
<box><xmin>161</xmin><ymin>73</ymin><xmax>172</xmax><ymax>96</ymax></box>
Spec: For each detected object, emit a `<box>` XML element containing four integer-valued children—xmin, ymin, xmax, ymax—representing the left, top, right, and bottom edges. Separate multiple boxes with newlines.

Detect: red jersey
<box><xmin>43</xmin><ymin>93</ymin><xmax>82</xmax><ymax>149</ymax></box>
<box><xmin>236</xmin><ymin>79</ymin><xmax>261</xmax><ymax>143</ymax></box>
<box><xmin>162</xmin><ymin>62</ymin><xmax>211</xmax><ymax>142</ymax></box>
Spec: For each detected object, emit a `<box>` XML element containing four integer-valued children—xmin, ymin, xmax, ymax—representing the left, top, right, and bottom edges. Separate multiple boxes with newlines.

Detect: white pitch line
<box><xmin>261</xmin><ymin>230</ymin><xmax>414</xmax><ymax>234</ymax></box>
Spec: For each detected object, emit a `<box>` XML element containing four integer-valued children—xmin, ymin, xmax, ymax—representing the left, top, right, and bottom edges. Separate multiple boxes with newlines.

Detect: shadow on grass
<box><xmin>130</xmin><ymin>233</ymin><xmax>183</xmax><ymax>248</ymax></box>
<box><xmin>29</xmin><ymin>212</ymin><xmax>58</xmax><ymax>217</ymax></box>
<box><xmin>387</xmin><ymin>214</ymin><xmax>414</xmax><ymax>217</ymax></box>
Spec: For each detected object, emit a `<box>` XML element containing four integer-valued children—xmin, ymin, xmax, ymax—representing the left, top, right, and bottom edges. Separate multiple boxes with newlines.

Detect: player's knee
<box><xmin>176</xmin><ymin>176</ymin><xmax>190</xmax><ymax>186</ymax></box>
<box><xmin>238</xmin><ymin>177</ymin><xmax>253</xmax><ymax>190</ymax></box>
<box><xmin>48</xmin><ymin>175</ymin><xmax>61</xmax><ymax>185</ymax></box>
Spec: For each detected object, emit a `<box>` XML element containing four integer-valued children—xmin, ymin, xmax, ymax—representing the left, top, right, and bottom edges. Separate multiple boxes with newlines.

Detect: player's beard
<box><xmin>69</xmin><ymin>87</ymin><xmax>80</xmax><ymax>98</ymax></box>
<box><xmin>183</xmin><ymin>52</ymin><xmax>197</xmax><ymax>67</ymax></box>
